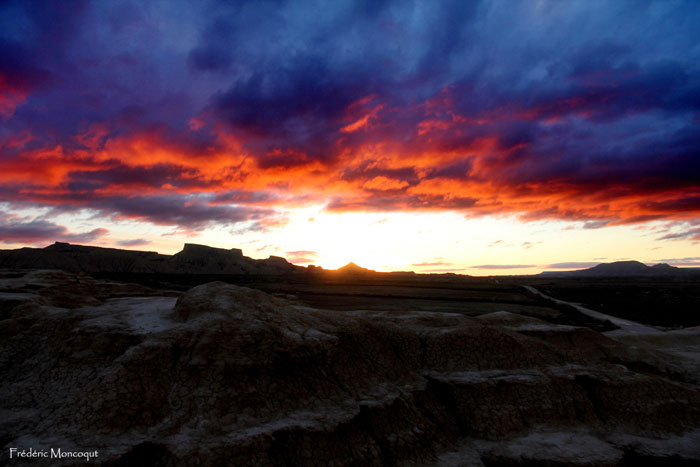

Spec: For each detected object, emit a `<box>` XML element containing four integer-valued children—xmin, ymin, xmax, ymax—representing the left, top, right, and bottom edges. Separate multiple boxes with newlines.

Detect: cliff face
<box><xmin>0</xmin><ymin>242</ymin><xmax>300</xmax><ymax>275</ymax></box>
<box><xmin>1</xmin><ymin>271</ymin><xmax>699</xmax><ymax>466</ymax></box>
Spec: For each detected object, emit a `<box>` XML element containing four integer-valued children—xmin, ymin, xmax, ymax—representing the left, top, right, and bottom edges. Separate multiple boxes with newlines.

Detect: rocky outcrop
<box><xmin>0</xmin><ymin>242</ymin><xmax>300</xmax><ymax>275</ymax></box>
<box><xmin>1</xmin><ymin>272</ymin><xmax>699</xmax><ymax>466</ymax></box>
<box><xmin>171</xmin><ymin>281</ymin><xmax>291</xmax><ymax>321</ymax></box>
<box><xmin>169</xmin><ymin>243</ymin><xmax>298</xmax><ymax>274</ymax></box>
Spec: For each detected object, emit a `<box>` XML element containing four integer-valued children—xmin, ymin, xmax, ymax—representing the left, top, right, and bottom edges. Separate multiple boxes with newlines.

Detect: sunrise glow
<box><xmin>1</xmin><ymin>1</ymin><xmax>698</xmax><ymax>273</ymax></box>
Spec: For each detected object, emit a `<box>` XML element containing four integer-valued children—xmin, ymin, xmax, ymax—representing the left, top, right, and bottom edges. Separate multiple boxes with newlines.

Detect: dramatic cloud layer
<box><xmin>1</xmin><ymin>0</ymin><xmax>699</xmax><ymax>232</ymax></box>
<box><xmin>0</xmin><ymin>212</ymin><xmax>108</xmax><ymax>245</ymax></box>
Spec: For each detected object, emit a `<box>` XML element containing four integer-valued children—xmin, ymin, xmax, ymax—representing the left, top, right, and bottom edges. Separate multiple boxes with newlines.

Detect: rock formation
<box><xmin>0</xmin><ymin>242</ymin><xmax>300</xmax><ymax>275</ymax></box>
<box><xmin>1</xmin><ymin>271</ymin><xmax>699</xmax><ymax>466</ymax></box>
<box><xmin>334</xmin><ymin>262</ymin><xmax>376</xmax><ymax>275</ymax></box>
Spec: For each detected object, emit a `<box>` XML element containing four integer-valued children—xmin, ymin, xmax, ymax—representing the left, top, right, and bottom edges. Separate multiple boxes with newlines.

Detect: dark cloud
<box><xmin>96</xmin><ymin>195</ymin><xmax>277</xmax><ymax>231</ymax></box>
<box><xmin>428</xmin><ymin>158</ymin><xmax>474</xmax><ymax>180</ymax></box>
<box><xmin>64</xmin><ymin>164</ymin><xmax>206</xmax><ymax>192</ymax></box>
<box><xmin>341</xmin><ymin>164</ymin><xmax>420</xmax><ymax>186</ymax></box>
<box><xmin>656</xmin><ymin>256</ymin><xmax>700</xmax><ymax>262</ymax></box>
<box><xmin>582</xmin><ymin>220</ymin><xmax>610</xmax><ymax>229</ymax></box>
<box><xmin>14</xmin><ymin>191</ymin><xmax>282</xmax><ymax>232</ymax></box>
<box><xmin>188</xmin><ymin>46</ymin><xmax>232</xmax><ymax>72</ymax></box>
<box><xmin>116</xmin><ymin>238</ymin><xmax>152</xmax><ymax>247</ymax></box>
<box><xmin>641</xmin><ymin>196</ymin><xmax>700</xmax><ymax>215</ymax></box>
<box><xmin>0</xmin><ymin>216</ymin><xmax>108</xmax><ymax>245</ymax></box>
<box><xmin>0</xmin><ymin>39</ymin><xmax>53</xmax><ymax>93</ymax></box>
<box><xmin>657</xmin><ymin>227</ymin><xmax>700</xmax><ymax>241</ymax></box>
<box><xmin>212</xmin><ymin>190</ymin><xmax>279</xmax><ymax>205</ymax></box>
<box><xmin>1</xmin><ymin>0</ymin><xmax>699</xmax><ymax>230</ymax></box>
<box><xmin>327</xmin><ymin>193</ymin><xmax>479</xmax><ymax>211</ymax></box>
<box><xmin>546</xmin><ymin>262</ymin><xmax>601</xmax><ymax>269</ymax></box>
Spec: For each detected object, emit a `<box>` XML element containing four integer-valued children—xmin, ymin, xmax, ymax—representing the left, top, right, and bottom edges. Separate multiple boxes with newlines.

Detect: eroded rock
<box><xmin>1</xmin><ymin>275</ymin><xmax>699</xmax><ymax>466</ymax></box>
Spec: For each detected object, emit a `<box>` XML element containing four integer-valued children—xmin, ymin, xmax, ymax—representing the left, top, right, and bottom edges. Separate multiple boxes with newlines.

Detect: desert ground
<box><xmin>2</xmin><ymin>258</ymin><xmax>700</xmax><ymax>465</ymax></box>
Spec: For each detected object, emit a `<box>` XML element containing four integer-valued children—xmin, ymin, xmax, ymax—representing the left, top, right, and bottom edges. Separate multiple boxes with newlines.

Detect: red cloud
<box><xmin>0</xmin><ymin>72</ymin><xmax>31</xmax><ymax>118</ymax></box>
<box><xmin>1</xmin><ymin>81</ymin><xmax>699</xmax><ymax>232</ymax></box>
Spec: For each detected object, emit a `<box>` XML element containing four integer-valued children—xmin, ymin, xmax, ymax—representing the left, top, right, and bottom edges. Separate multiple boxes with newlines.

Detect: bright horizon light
<box><xmin>1</xmin><ymin>1</ymin><xmax>698</xmax><ymax>273</ymax></box>
<box><xmin>2</xmin><ymin>203</ymin><xmax>697</xmax><ymax>276</ymax></box>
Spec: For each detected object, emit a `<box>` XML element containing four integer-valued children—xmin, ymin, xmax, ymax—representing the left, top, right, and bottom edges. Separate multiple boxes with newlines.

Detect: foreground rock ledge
<box><xmin>1</xmin><ymin>274</ymin><xmax>699</xmax><ymax>466</ymax></box>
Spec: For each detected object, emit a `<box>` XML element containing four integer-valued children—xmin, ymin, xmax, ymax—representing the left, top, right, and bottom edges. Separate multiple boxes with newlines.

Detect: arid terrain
<box><xmin>1</xmin><ymin>244</ymin><xmax>700</xmax><ymax>465</ymax></box>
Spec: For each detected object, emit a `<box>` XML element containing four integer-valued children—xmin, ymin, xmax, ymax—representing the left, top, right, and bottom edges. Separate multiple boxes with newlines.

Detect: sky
<box><xmin>1</xmin><ymin>0</ymin><xmax>699</xmax><ymax>275</ymax></box>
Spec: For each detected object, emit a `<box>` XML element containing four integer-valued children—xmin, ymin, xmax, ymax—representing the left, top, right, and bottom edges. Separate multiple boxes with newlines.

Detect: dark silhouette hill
<box><xmin>335</xmin><ymin>262</ymin><xmax>375</xmax><ymax>274</ymax></box>
<box><xmin>541</xmin><ymin>260</ymin><xmax>699</xmax><ymax>277</ymax></box>
<box><xmin>0</xmin><ymin>242</ymin><xmax>300</xmax><ymax>275</ymax></box>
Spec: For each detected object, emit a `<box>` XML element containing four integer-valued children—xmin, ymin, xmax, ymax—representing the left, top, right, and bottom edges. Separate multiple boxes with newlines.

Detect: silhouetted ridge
<box><xmin>651</xmin><ymin>263</ymin><xmax>676</xmax><ymax>271</ymax></box>
<box><xmin>584</xmin><ymin>261</ymin><xmax>651</xmax><ymax>275</ymax></box>
<box><xmin>541</xmin><ymin>260</ymin><xmax>697</xmax><ymax>277</ymax></box>
<box><xmin>336</xmin><ymin>262</ymin><xmax>374</xmax><ymax>274</ymax></box>
<box><xmin>176</xmin><ymin>243</ymin><xmax>244</xmax><ymax>257</ymax></box>
<box><xmin>0</xmin><ymin>242</ymin><xmax>300</xmax><ymax>275</ymax></box>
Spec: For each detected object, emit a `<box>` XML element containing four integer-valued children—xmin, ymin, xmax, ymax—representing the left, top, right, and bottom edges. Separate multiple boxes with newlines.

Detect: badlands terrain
<box><xmin>1</xmin><ymin>243</ymin><xmax>700</xmax><ymax>465</ymax></box>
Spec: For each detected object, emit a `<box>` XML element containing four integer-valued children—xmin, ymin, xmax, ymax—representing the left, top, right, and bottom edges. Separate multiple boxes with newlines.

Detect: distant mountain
<box><xmin>540</xmin><ymin>260</ymin><xmax>700</xmax><ymax>277</ymax></box>
<box><xmin>335</xmin><ymin>262</ymin><xmax>375</xmax><ymax>274</ymax></box>
<box><xmin>579</xmin><ymin>260</ymin><xmax>658</xmax><ymax>276</ymax></box>
<box><xmin>0</xmin><ymin>242</ymin><xmax>301</xmax><ymax>275</ymax></box>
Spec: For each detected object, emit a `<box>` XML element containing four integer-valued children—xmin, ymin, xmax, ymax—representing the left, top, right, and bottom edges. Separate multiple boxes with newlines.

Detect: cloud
<box><xmin>652</xmin><ymin>257</ymin><xmax>700</xmax><ymax>267</ymax></box>
<box><xmin>582</xmin><ymin>220</ymin><xmax>611</xmax><ymax>229</ymax></box>
<box><xmin>284</xmin><ymin>250</ymin><xmax>318</xmax><ymax>264</ymax></box>
<box><xmin>287</xmin><ymin>257</ymin><xmax>316</xmax><ymax>265</ymax></box>
<box><xmin>411</xmin><ymin>261</ymin><xmax>452</xmax><ymax>267</ymax></box>
<box><xmin>423</xmin><ymin>268</ymin><xmax>466</xmax><ymax>273</ymax></box>
<box><xmin>0</xmin><ymin>0</ymin><xmax>699</xmax><ymax>232</ymax></box>
<box><xmin>657</xmin><ymin>227</ymin><xmax>700</xmax><ymax>241</ymax></box>
<box><xmin>0</xmin><ymin>215</ymin><xmax>109</xmax><ymax>245</ymax></box>
<box><xmin>96</xmin><ymin>195</ymin><xmax>276</xmax><ymax>230</ymax></box>
<box><xmin>546</xmin><ymin>262</ymin><xmax>601</xmax><ymax>269</ymax></box>
<box><xmin>116</xmin><ymin>238</ymin><xmax>152</xmax><ymax>247</ymax></box>
<box><xmin>286</xmin><ymin>250</ymin><xmax>317</xmax><ymax>256</ymax></box>
<box><xmin>7</xmin><ymin>189</ymin><xmax>282</xmax><ymax>232</ymax></box>
<box><xmin>470</xmin><ymin>264</ymin><xmax>535</xmax><ymax>269</ymax></box>
<box><xmin>656</xmin><ymin>256</ymin><xmax>700</xmax><ymax>262</ymax></box>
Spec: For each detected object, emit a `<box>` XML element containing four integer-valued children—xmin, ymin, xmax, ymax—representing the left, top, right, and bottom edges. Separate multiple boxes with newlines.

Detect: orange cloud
<box><xmin>1</xmin><ymin>85</ymin><xmax>699</xmax><ymax>234</ymax></box>
<box><xmin>362</xmin><ymin>176</ymin><xmax>409</xmax><ymax>191</ymax></box>
<box><xmin>341</xmin><ymin>104</ymin><xmax>384</xmax><ymax>133</ymax></box>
